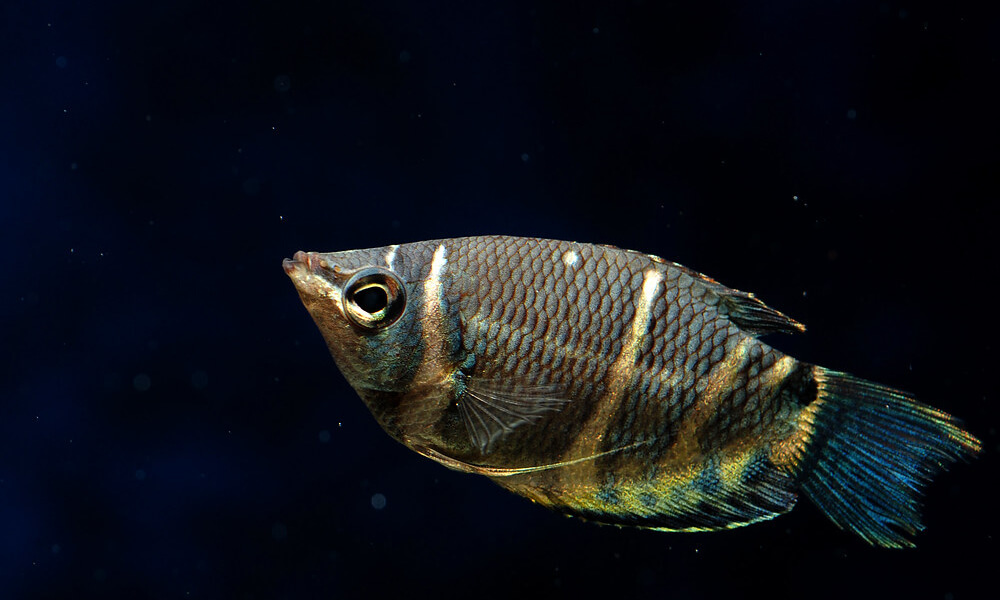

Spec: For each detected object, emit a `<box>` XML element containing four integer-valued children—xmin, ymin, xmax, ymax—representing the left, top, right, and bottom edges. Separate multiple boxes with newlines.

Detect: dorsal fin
<box><xmin>656</xmin><ymin>259</ymin><xmax>805</xmax><ymax>336</ymax></box>
<box><xmin>717</xmin><ymin>290</ymin><xmax>806</xmax><ymax>336</ymax></box>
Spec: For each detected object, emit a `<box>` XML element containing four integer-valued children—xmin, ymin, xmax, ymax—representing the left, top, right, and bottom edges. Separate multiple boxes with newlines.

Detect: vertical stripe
<box><xmin>419</xmin><ymin>243</ymin><xmax>448</xmax><ymax>371</ymax></box>
<box><xmin>566</xmin><ymin>268</ymin><xmax>663</xmax><ymax>466</ymax></box>
<box><xmin>384</xmin><ymin>244</ymin><xmax>399</xmax><ymax>270</ymax></box>
<box><xmin>400</xmin><ymin>243</ymin><xmax>451</xmax><ymax>441</ymax></box>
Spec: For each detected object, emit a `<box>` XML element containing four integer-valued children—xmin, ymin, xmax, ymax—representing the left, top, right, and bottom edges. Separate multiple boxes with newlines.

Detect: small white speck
<box><xmin>562</xmin><ymin>250</ymin><xmax>579</xmax><ymax>267</ymax></box>
<box><xmin>279</xmin><ymin>215</ymin><xmax>284</xmax><ymax>221</ymax></box>
<box><xmin>793</xmin><ymin>195</ymin><xmax>799</xmax><ymax>201</ymax></box>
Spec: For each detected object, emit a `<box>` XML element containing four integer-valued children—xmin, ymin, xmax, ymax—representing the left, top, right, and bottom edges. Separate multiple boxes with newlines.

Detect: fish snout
<box><xmin>283</xmin><ymin>251</ymin><xmax>327</xmax><ymax>275</ymax></box>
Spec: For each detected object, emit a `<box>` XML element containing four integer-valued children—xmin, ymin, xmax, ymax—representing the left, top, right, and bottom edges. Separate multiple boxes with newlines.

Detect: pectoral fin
<box><xmin>456</xmin><ymin>378</ymin><xmax>569</xmax><ymax>454</ymax></box>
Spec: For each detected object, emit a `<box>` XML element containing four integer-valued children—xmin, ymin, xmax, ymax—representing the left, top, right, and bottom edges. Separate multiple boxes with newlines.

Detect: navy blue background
<box><xmin>2</xmin><ymin>1</ymin><xmax>997</xmax><ymax>598</ymax></box>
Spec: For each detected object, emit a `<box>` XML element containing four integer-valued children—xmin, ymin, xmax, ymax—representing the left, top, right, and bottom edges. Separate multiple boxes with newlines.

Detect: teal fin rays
<box><xmin>797</xmin><ymin>368</ymin><xmax>981</xmax><ymax>548</ymax></box>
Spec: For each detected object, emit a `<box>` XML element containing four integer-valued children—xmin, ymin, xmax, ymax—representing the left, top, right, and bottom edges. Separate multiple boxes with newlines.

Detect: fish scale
<box><xmin>284</xmin><ymin>235</ymin><xmax>979</xmax><ymax>547</ymax></box>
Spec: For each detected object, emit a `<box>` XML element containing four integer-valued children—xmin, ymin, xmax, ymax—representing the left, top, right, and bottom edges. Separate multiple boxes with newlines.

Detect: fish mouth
<box><xmin>282</xmin><ymin>250</ymin><xmax>309</xmax><ymax>275</ymax></box>
<box><xmin>283</xmin><ymin>250</ymin><xmax>330</xmax><ymax>276</ymax></box>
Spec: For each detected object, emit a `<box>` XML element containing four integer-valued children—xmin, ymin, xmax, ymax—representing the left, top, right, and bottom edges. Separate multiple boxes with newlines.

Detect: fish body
<box><xmin>283</xmin><ymin>236</ymin><xmax>979</xmax><ymax>547</ymax></box>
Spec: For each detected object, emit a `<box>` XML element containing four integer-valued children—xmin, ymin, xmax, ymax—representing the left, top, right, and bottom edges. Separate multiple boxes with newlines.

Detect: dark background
<box><xmin>2</xmin><ymin>1</ymin><xmax>997</xmax><ymax>598</ymax></box>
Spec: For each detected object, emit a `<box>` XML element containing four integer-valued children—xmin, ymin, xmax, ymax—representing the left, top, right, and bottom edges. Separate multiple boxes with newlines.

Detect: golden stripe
<box><xmin>398</xmin><ymin>244</ymin><xmax>450</xmax><ymax>439</ymax></box>
<box><xmin>384</xmin><ymin>244</ymin><xmax>399</xmax><ymax>270</ymax></box>
<box><xmin>662</xmin><ymin>336</ymin><xmax>752</xmax><ymax>466</ymax></box>
<box><xmin>419</xmin><ymin>243</ymin><xmax>448</xmax><ymax>370</ymax></box>
<box><xmin>564</xmin><ymin>268</ymin><xmax>663</xmax><ymax>470</ymax></box>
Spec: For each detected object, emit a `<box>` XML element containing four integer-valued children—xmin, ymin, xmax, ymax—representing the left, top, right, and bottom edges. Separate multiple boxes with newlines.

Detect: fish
<box><xmin>283</xmin><ymin>235</ymin><xmax>980</xmax><ymax>547</ymax></box>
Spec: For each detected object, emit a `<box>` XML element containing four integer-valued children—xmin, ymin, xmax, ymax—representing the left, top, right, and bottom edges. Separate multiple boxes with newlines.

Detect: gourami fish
<box><xmin>283</xmin><ymin>236</ymin><xmax>979</xmax><ymax>547</ymax></box>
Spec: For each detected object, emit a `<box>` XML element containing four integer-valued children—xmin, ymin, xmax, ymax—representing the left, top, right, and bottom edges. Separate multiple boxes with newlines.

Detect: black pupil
<box><xmin>354</xmin><ymin>285</ymin><xmax>388</xmax><ymax>314</ymax></box>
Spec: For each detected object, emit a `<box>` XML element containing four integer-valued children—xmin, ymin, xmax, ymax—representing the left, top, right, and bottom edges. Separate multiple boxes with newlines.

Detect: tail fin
<box><xmin>794</xmin><ymin>367</ymin><xmax>980</xmax><ymax>548</ymax></box>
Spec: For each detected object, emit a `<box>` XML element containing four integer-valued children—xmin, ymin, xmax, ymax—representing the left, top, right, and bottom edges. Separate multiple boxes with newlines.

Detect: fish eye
<box><xmin>354</xmin><ymin>285</ymin><xmax>388</xmax><ymax>314</ymax></box>
<box><xmin>343</xmin><ymin>268</ymin><xmax>406</xmax><ymax>330</ymax></box>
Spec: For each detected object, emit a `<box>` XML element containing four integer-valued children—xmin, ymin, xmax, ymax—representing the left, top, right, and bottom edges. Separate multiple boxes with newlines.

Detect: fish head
<box><xmin>283</xmin><ymin>244</ymin><xmax>463</xmax><ymax>443</ymax></box>
<box><xmin>283</xmin><ymin>248</ymin><xmax>423</xmax><ymax>396</ymax></box>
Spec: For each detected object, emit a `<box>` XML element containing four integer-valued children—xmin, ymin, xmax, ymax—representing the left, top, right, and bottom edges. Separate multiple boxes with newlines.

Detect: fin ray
<box><xmin>796</xmin><ymin>367</ymin><xmax>981</xmax><ymax>548</ymax></box>
<box><xmin>457</xmin><ymin>379</ymin><xmax>569</xmax><ymax>453</ymax></box>
<box><xmin>717</xmin><ymin>290</ymin><xmax>806</xmax><ymax>336</ymax></box>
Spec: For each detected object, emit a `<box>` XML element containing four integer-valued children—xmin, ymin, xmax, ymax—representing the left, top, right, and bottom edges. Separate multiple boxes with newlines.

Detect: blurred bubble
<box><xmin>135</xmin><ymin>469</ymin><xmax>146</xmax><ymax>481</ymax></box>
<box><xmin>371</xmin><ymin>493</ymin><xmax>387</xmax><ymax>510</ymax></box>
<box><xmin>847</xmin><ymin>109</ymin><xmax>857</xmax><ymax>120</ymax></box>
<box><xmin>243</xmin><ymin>177</ymin><xmax>260</xmax><ymax>196</ymax></box>
<box><xmin>93</xmin><ymin>568</ymin><xmax>107</xmax><ymax>582</ymax></box>
<box><xmin>318</xmin><ymin>430</ymin><xmax>331</xmax><ymax>443</ymax></box>
<box><xmin>132</xmin><ymin>373</ymin><xmax>151</xmax><ymax>392</ymax></box>
<box><xmin>273</xmin><ymin>75</ymin><xmax>291</xmax><ymax>92</ymax></box>
<box><xmin>51</xmin><ymin>543</ymin><xmax>61</xmax><ymax>555</ymax></box>
<box><xmin>55</xmin><ymin>56</ymin><xmax>68</xmax><ymax>68</ymax></box>
<box><xmin>191</xmin><ymin>370</ymin><xmax>208</xmax><ymax>390</ymax></box>
<box><xmin>399</xmin><ymin>50</ymin><xmax>411</xmax><ymax>64</ymax></box>
<box><xmin>520</xmin><ymin>153</ymin><xmax>530</xmax><ymax>162</ymax></box>
<box><xmin>272</xmin><ymin>522</ymin><xmax>288</xmax><ymax>540</ymax></box>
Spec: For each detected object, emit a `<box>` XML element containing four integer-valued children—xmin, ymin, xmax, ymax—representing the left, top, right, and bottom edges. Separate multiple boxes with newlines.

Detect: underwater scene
<box><xmin>2</xmin><ymin>1</ymin><xmax>997</xmax><ymax>598</ymax></box>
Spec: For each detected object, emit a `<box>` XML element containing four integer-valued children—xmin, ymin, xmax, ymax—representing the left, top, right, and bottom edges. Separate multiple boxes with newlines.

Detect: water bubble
<box><xmin>191</xmin><ymin>370</ymin><xmax>208</xmax><ymax>390</ymax></box>
<box><xmin>242</xmin><ymin>177</ymin><xmax>260</xmax><ymax>196</ymax></box>
<box><xmin>371</xmin><ymin>493</ymin><xmax>387</xmax><ymax>510</ymax></box>
<box><xmin>132</xmin><ymin>373</ymin><xmax>151</xmax><ymax>392</ymax></box>
<box><xmin>273</xmin><ymin>75</ymin><xmax>291</xmax><ymax>93</ymax></box>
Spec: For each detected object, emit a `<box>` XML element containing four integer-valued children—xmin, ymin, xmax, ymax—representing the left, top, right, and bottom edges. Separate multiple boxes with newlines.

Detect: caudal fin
<box><xmin>795</xmin><ymin>367</ymin><xmax>980</xmax><ymax>548</ymax></box>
